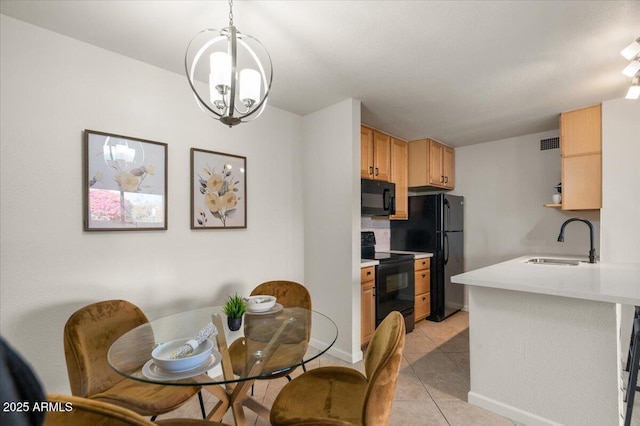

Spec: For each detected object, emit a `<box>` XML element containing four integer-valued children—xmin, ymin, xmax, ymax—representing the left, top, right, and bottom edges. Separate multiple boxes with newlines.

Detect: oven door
<box><xmin>375</xmin><ymin>260</ymin><xmax>415</xmax><ymax>326</ymax></box>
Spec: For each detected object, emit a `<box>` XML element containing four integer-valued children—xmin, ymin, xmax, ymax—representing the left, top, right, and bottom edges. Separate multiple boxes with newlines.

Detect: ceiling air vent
<box><xmin>540</xmin><ymin>137</ymin><xmax>559</xmax><ymax>151</ymax></box>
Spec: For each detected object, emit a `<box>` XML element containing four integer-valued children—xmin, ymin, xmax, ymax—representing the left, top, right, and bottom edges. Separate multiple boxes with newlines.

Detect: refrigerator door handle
<box><xmin>444</xmin><ymin>197</ymin><xmax>450</xmax><ymax>231</ymax></box>
<box><xmin>443</xmin><ymin>232</ymin><xmax>449</xmax><ymax>265</ymax></box>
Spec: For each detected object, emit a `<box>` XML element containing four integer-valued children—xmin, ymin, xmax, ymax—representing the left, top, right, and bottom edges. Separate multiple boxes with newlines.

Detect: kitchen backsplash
<box><xmin>361</xmin><ymin>216</ymin><xmax>390</xmax><ymax>251</ymax></box>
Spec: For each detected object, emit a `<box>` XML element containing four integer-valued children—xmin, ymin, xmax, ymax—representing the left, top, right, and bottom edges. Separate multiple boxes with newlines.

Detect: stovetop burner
<box><xmin>361</xmin><ymin>231</ymin><xmax>413</xmax><ymax>264</ymax></box>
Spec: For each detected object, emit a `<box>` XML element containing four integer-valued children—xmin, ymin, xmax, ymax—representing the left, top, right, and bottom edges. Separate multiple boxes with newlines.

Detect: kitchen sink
<box><xmin>525</xmin><ymin>257</ymin><xmax>582</xmax><ymax>266</ymax></box>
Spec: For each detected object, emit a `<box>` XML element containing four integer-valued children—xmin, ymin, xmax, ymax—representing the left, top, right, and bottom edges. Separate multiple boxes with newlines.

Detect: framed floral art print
<box><xmin>83</xmin><ymin>130</ymin><xmax>168</xmax><ymax>231</ymax></box>
<box><xmin>191</xmin><ymin>148</ymin><xmax>247</xmax><ymax>229</ymax></box>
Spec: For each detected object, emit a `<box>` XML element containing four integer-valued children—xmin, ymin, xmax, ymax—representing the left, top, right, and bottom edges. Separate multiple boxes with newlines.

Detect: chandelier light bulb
<box><xmin>210</xmin><ymin>52</ymin><xmax>232</xmax><ymax>93</ymax></box>
<box><xmin>239</xmin><ymin>68</ymin><xmax>261</xmax><ymax>106</ymax></box>
<box><xmin>622</xmin><ymin>60</ymin><xmax>640</xmax><ymax>77</ymax></box>
<box><xmin>621</xmin><ymin>39</ymin><xmax>640</xmax><ymax>60</ymax></box>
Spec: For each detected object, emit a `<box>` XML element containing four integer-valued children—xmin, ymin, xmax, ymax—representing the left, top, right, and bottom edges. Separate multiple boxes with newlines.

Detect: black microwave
<box><xmin>361</xmin><ymin>179</ymin><xmax>395</xmax><ymax>216</ymax></box>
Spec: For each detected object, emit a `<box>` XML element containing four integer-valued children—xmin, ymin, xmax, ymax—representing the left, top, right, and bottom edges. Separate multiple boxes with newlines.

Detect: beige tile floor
<box><xmin>157</xmin><ymin>311</ymin><xmax>517</xmax><ymax>425</ymax></box>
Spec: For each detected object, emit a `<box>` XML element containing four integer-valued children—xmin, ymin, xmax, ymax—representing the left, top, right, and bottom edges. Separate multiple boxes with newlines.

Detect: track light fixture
<box><xmin>621</xmin><ymin>38</ymin><xmax>640</xmax><ymax>61</ymax></box>
<box><xmin>621</xmin><ymin>36</ymin><xmax>640</xmax><ymax>99</ymax></box>
<box><xmin>626</xmin><ymin>77</ymin><xmax>640</xmax><ymax>100</ymax></box>
<box><xmin>622</xmin><ymin>60</ymin><xmax>640</xmax><ymax>78</ymax></box>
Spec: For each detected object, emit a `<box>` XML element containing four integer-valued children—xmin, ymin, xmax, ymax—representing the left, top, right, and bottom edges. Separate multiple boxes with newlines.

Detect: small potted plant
<box><xmin>223</xmin><ymin>293</ymin><xmax>247</xmax><ymax>331</ymax></box>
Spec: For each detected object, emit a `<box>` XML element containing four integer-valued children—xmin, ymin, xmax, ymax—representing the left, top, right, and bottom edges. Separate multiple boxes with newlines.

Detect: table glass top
<box><xmin>108</xmin><ymin>305</ymin><xmax>338</xmax><ymax>386</ymax></box>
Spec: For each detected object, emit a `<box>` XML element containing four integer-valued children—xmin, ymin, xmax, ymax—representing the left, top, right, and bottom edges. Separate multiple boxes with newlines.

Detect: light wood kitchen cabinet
<box><xmin>408</xmin><ymin>138</ymin><xmax>455</xmax><ymax>190</ymax></box>
<box><xmin>390</xmin><ymin>137</ymin><xmax>408</xmax><ymax>220</ymax></box>
<box><xmin>561</xmin><ymin>104</ymin><xmax>601</xmax><ymax>157</ymax></box>
<box><xmin>560</xmin><ymin>104</ymin><xmax>602</xmax><ymax>210</ymax></box>
<box><xmin>562</xmin><ymin>154</ymin><xmax>602</xmax><ymax>210</ymax></box>
<box><xmin>360</xmin><ymin>125</ymin><xmax>390</xmax><ymax>181</ymax></box>
<box><xmin>414</xmin><ymin>258</ymin><xmax>431</xmax><ymax>322</ymax></box>
<box><xmin>360</xmin><ymin>126</ymin><xmax>374</xmax><ymax>179</ymax></box>
<box><xmin>361</xmin><ymin>266</ymin><xmax>376</xmax><ymax>346</ymax></box>
<box><xmin>442</xmin><ymin>144</ymin><xmax>455</xmax><ymax>189</ymax></box>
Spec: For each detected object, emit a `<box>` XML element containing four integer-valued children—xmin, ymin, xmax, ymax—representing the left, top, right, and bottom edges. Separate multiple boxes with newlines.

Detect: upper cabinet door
<box><xmin>428</xmin><ymin>139</ymin><xmax>444</xmax><ymax>186</ymax></box>
<box><xmin>360</xmin><ymin>126</ymin><xmax>374</xmax><ymax>179</ymax></box>
<box><xmin>559</xmin><ymin>103</ymin><xmax>602</xmax><ymax>210</ymax></box>
<box><xmin>408</xmin><ymin>139</ymin><xmax>428</xmax><ymax>187</ymax></box>
<box><xmin>562</xmin><ymin>154</ymin><xmax>602</xmax><ymax>210</ymax></box>
<box><xmin>373</xmin><ymin>131</ymin><xmax>391</xmax><ymax>181</ymax></box>
<box><xmin>560</xmin><ymin>104</ymin><xmax>601</xmax><ymax>157</ymax></box>
<box><xmin>443</xmin><ymin>145</ymin><xmax>455</xmax><ymax>189</ymax></box>
<box><xmin>390</xmin><ymin>138</ymin><xmax>408</xmax><ymax>220</ymax></box>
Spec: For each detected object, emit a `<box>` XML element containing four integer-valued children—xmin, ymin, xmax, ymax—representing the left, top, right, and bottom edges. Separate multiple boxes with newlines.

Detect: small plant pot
<box><xmin>227</xmin><ymin>316</ymin><xmax>242</xmax><ymax>331</ymax></box>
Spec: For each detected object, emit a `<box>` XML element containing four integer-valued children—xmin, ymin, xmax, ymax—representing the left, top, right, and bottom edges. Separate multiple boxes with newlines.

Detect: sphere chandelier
<box><xmin>185</xmin><ymin>0</ymin><xmax>273</xmax><ymax>127</ymax></box>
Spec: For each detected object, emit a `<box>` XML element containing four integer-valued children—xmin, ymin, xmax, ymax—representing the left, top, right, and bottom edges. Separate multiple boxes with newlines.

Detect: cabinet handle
<box><xmin>444</xmin><ymin>176</ymin><xmax>448</xmax><ymax>184</ymax></box>
<box><xmin>441</xmin><ymin>175</ymin><xmax>445</xmax><ymax>183</ymax></box>
<box><xmin>422</xmin><ymin>296</ymin><xmax>426</xmax><ymax>301</ymax></box>
<box><xmin>375</xmin><ymin>167</ymin><xmax>379</xmax><ymax>176</ymax></box>
<box><xmin>422</xmin><ymin>274</ymin><xmax>426</xmax><ymax>278</ymax></box>
<box><xmin>369</xmin><ymin>166</ymin><xmax>373</xmax><ymax>175</ymax></box>
<box><xmin>366</xmin><ymin>271</ymin><xmax>371</xmax><ymax>276</ymax></box>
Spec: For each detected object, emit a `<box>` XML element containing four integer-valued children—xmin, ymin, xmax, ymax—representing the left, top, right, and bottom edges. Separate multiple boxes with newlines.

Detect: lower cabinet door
<box><xmin>361</xmin><ymin>282</ymin><xmax>375</xmax><ymax>345</ymax></box>
<box><xmin>415</xmin><ymin>292</ymin><xmax>431</xmax><ymax>321</ymax></box>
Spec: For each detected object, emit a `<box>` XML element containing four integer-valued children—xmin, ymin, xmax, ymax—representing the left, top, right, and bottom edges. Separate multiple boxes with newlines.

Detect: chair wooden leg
<box><xmin>198</xmin><ymin>391</ymin><xmax>206</xmax><ymax>419</ymax></box>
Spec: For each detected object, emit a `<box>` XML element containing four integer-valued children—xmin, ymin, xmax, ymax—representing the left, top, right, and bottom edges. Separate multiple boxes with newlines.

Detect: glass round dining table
<box><xmin>108</xmin><ymin>305</ymin><xmax>338</xmax><ymax>425</ymax></box>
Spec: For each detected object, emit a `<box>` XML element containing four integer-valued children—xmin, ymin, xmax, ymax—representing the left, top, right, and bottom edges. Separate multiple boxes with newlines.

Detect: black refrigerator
<box><xmin>390</xmin><ymin>194</ymin><xmax>464</xmax><ymax>322</ymax></box>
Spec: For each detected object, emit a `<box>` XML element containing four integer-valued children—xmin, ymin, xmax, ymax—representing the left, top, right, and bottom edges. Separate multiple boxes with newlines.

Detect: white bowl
<box><xmin>245</xmin><ymin>295</ymin><xmax>277</xmax><ymax>312</ymax></box>
<box><xmin>151</xmin><ymin>338</ymin><xmax>213</xmax><ymax>372</ymax></box>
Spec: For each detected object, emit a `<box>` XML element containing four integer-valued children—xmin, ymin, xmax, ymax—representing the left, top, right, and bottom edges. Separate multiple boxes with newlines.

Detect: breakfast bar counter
<box><xmin>452</xmin><ymin>256</ymin><xmax>640</xmax><ymax>426</ymax></box>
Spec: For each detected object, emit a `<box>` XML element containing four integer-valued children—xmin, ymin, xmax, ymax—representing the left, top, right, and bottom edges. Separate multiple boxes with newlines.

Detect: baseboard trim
<box><xmin>310</xmin><ymin>338</ymin><xmax>360</xmax><ymax>363</ymax></box>
<box><xmin>468</xmin><ymin>392</ymin><xmax>564</xmax><ymax>426</ymax></box>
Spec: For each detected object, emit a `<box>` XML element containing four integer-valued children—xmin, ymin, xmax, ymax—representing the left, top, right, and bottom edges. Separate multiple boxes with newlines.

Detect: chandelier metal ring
<box><xmin>185</xmin><ymin>22</ymin><xmax>273</xmax><ymax>127</ymax></box>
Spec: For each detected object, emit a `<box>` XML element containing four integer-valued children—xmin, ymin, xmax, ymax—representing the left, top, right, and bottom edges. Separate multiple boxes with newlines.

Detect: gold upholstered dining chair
<box><xmin>63</xmin><ymin>300</ymin><xmax>205</xmax><ymax>421</ymax></box>
<box><xmin>228</xmin><ymin>280</ymin><xmax>312</xmax><ymax>386</ymax></box>
<box><xmin>44</xmin><ymin>394</ymin><xmax>229</xmax><ymax>426</ymax></box>
<box><xmin>269</xmin><ymin>310</ymin><xmax>406</xmax><ymax>426</ymax></box>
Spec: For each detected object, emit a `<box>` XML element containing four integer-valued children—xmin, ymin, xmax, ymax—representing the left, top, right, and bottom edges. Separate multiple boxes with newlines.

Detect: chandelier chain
<box><xmin>228</xmin><ymin>0</ymin><xmax>234</xmax><ymax>26</ymax></box>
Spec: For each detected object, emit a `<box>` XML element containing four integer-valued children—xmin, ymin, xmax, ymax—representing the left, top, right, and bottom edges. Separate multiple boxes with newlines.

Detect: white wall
<box><xmin>302</xmin><ymin>99</ymin><xmax>362</xmax><ymax>362</ymax></box>
<box><xmin>455</xmin><ymin>129</ymin><xmax>601</xmax><ymax>275</ymax></box>
<box><xmin>599</xmin><ymin>98</ymin><xmax>640</xmax><ymax>421</ymax></box>
<box><xmin>468</xmin><ymin>288</ymin><xmax>618</xmax><ymax>426</ymax></box>
<box><xmin>0</xmin><ymin>15</ymin><xmax>305</xmax><ymax>393</ymax></box>
<box><xmin>600</xmin><ymin>98</ymin><xmax>640</xmax><ymax>263</ymax></box>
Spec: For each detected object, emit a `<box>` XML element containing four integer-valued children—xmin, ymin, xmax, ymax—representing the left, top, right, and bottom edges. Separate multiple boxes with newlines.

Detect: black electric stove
<box><xmin>361</xmin><ymin>232</ymin><xmax>413</xmax><ymax>263</ymax></box>
<box><xmin>361</xmin><ymin>231</ymin><xmax>414</xmax><ymax>333</ymax></box>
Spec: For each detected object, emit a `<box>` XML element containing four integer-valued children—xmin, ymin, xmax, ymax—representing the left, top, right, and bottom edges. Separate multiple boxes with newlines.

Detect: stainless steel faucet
<box><xmin>557</xmin><ymin>218</ymin><xmax>596</xmax><ymax>263</ymax></box>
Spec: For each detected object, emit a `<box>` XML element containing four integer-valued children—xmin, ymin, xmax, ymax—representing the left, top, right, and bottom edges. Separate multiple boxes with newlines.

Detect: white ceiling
<box><xmin>1</xmin><ymin>1</ymin><xmax>638</xmax><ymax>147</ymax></box>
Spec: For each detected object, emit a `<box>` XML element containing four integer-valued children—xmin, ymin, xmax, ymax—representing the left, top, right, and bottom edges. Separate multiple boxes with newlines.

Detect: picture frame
<box><xmin>83</xmin><ymin>129</ymin><xmax>168</xmax><ymax>231</ymax></box>
<box><xmin>191</xmin><ymin>148</ymin><xmax>246</xmax><ymax>229</ymax></box>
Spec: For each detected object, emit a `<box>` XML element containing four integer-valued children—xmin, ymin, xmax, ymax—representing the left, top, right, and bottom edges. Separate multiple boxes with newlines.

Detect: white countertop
<box><xmin>361</xmin><ymin>251</ymin><xmax>433</xmax><ymax>268</ymax></box>
<box><xmin>360</xmin><ymin>259</ymin><xmax>379</xmax><ymax>268</ymax></box>
<box><xmin>384</xmin><ymin>250</ymin><xmax>434</xmax><ymax>259</ymax></box>
<box><xmin>452</xmin><ymin>255</ymin><xmax>640</xmax><ymax>305</ymax></box>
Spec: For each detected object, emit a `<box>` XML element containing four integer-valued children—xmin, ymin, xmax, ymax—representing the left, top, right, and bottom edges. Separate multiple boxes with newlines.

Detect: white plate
<box><xmin>142</xmin><ymin>350</ymin><xmax>222</xmax><ymax>381</ymax></box>
<box><xmin>245</xmin><ymin>303</ymin><xmax>283</xmax><ymax>316</ymax></box>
